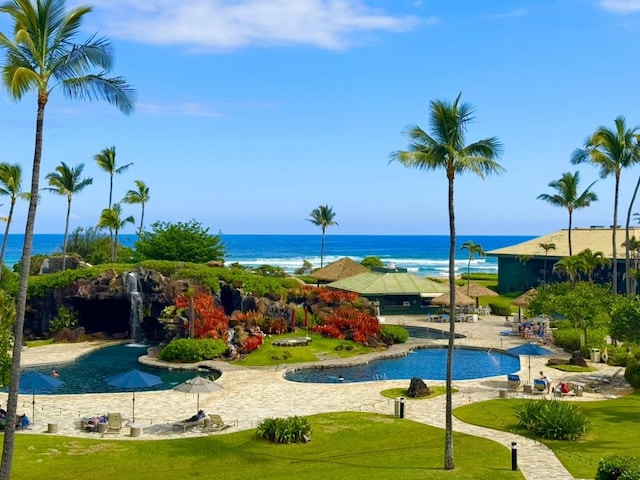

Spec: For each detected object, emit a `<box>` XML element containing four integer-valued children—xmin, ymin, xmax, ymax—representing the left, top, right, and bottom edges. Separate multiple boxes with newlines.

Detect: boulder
<box><xmin>569</xmin><ymin>350</ymin><xmax>589</xmax><ymax>368</ymax></box>
<box><xmin>53</xmin><ymin>327</ymin><xmax>86</xmax><ymax>343</ymax></box>
<box><xmin>407</xmin><ymin>377</ymin><xmax>431</xmax><ymax>397</ymax></box>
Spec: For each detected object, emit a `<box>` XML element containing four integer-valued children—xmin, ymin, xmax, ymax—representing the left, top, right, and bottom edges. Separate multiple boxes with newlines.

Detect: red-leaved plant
<box><xmin>175</xmin><ymin>293</ymin><xmax>229</xmax><ymax>340</ymax></box>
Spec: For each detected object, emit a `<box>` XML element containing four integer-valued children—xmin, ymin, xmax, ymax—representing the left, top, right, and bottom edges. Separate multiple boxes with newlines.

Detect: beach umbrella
<box><xmin>430</xmin><ymin>290</ymin><xmax>475</xmax><ymax>307</ymax></box>
<box><xmin>106</xmin><ymin>369</ymin><xmax>162</xmax><ymax>423</ymax></box>
<box><xmin>459</xmin><ymin>282</ymin><xmax>498</xmax><ymax>308</ymax></box>
<box><xmin>173</xmin><ymin>376</ymin><xmax>224</xmax><ymax>411</ymax></box>
<box><xmin>511</xmin><ymin>289</ymin><xmax>538</xmax><ymax>320</ymax></box>
<box><xmin>19</xmin><ymin>372</ymin><xmax>64</xmax><ymax>425</ymax></box>
<box><xmin>507</xmin><ymin>343</ymin><xmax>550</xmax><ymax>383</ymax></box>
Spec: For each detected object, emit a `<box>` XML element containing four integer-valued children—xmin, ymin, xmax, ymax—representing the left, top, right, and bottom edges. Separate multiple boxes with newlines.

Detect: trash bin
<box><xmin>590</xmin><ymin>348</ymin><xmax>601</xmax><ymax>363</ymax></box>
<box><xmin>47</xmin><ymin>423</ymin><xmax>58</xmax><ymax>434</ymax></box>
<box><xmin>472</xmin><ymin>314</ymin><xmax>478</xmax><ymax>323</ymax></box>
<box><xmin>499</xmin><ymin>389</ymin><xmax>508</xmax><ymax>398</ymax></box>
<box><xmin>523</xmin><ymin>384</ymin><xmax>532</xmax><ymax>394</ymax></box>
<box><xmin>129</xmin><ymin>423</ymin><xmax>141</xmax><ymax>437</ymax></box>
<box><xmin>575</xmin><ymin>386</ymin><xmax>583</xmax><ymax>397</ymax></box>
<box><xmin>97</xmin><ymin>423</ymin><xmax>108</xmax><ymax>434</ymax></box>
<box><xmin>394</xmin><ymin>398</ymin><xmax>400</xmax><ymax>416</ymax></box>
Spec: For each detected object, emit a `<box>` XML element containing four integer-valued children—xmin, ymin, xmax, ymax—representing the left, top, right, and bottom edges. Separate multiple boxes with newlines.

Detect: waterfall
<box><xmin>127</xmin><ymin>271</ymin><xmax>144</xmax><ymax>344</ymax></box>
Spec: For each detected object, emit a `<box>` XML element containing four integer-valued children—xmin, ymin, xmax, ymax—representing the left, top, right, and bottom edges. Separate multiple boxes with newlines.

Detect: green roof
<box><xmin>327</xmin><ymin>271</ymin><xmax>448</xmax><ymax>296</ymax></box>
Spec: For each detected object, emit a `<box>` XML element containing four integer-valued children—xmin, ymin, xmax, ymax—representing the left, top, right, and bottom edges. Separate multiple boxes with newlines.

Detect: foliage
<box><xmin>379</xmin><ymin>325</ymin><xmax>409</xmax><ymax>345</ymax></box>
<box><xmin>48</xmin><ymin>306</ymin><xmax>78</xmax><ymax>334</ymax></box>
<box><xmin>488</xmin><ymin>303</ymin><xmax>512</xmax><ymax>316</ymax></box>
<box><xmin>307</xmin><ymin>204</ymin><xmax>338</xmax><ymax>269</ymax></box>
<box><xmin>624</xmin><ymin>361</ymin><xmax>640</xmax><ymax>388</ymax></box>
<box><xmin>65</xmin><ymin>226</ymin><xmax>135</xmax><ymax>264</ymax></box>
<box><xmin>513</xmin><ymin>398</ymin><xmax>590</xmax><ymax>440</ymax></box>
<box><xmin>135</xmin><ymin>219</ymin><xmax>225</xmax><ymax>263</ymax></box>
<box><xmin>0</xmin><ymin>290</ymin><xmax>15</xmax><ymax>387</ymax></box>
<box><xmin>252</xmin><ymin>264</ymin><xmax>286</xmax><ymax>278</ymax></box>
<box><xmin>13</xmin><ymin>254</ymin><xmax>47</xmax><ymax>276</ymax></box>
<box><xmin>158</xmin><ymin>338</ymin><xmax>227</xmax><ymax>362</ymax></box>
<box><xmin>0</xmin><ymin>268</ymin><xmax>18</xmax><ymax>296</ymax></box>
<box><xmin>595</xmin><ymin>455</ymin><xmax>640</xmax><ymax>480</ymax></box>
<box><xmin>380</xmin><ymin>386</ymin><xmax>452</xmax><ymax>399</ymax></box>
<box><xmin>174</xmin><ymin>293</ymin><xmax>228</xmax><ymax>339</ymax></box>
<box><xmin>294</xmin><ymin>260</ymin><xmax>313</xmax><ymax>275</ymax></box>
<box><xmin>213</xmin><ymin>266</ymin><xmax>299</xmax><ymax>297</ymax></box>
<box><xmin>551</xmin><ymin>328</ymin><xmax>582</xmax><ymax>352</ymax></box>
<box><xmin>256</xmin><ymin>416</ymin><xmax>311</xmax><ymax>444</ymax></box>
<box><xmin>240</xmin><ymin>334</ymin><xmax>264</xmax><ymax>354</ymax></box>
<box><xmin>360</xmin><ymin>256</ymin><xmax>384</xmax><ymax>269</ymax></box>
<box><xmin>610</xmin><ymin>297</ymin><xmax>640</xmax><ymax>343</ymax></box>
<box><xmin>314</xmin><ymin>305</ymin><xmax>379</xmax><ymax>345</ymax></box>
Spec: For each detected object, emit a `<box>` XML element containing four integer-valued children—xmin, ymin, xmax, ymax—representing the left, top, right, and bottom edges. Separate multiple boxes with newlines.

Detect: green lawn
<box><xmin>453</xmin><ymin>392</ymin><xmax>640</xmax><ymax>479</ymax></box>
<box><xmin>8</xmin><ymin>412</ymin><xmax>523</xmax><ymax>480</ymax></box>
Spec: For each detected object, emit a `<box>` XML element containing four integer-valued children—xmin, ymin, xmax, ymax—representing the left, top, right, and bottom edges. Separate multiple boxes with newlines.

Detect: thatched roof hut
<box><xmin>309</xmin><ymin>257</ymin><xmax>368</xmax><ymax>282</ymax></box>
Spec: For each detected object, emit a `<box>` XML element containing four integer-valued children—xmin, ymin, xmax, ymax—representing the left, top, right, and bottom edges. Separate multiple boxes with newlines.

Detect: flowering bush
<box><xmin>317</xmin><ymin>306</ymin><xmax>379</xmax><ymax>345</ymax></box>
<box><xmin>241</xmin><ymin>335</ymin><xmax>264</xmax><ymax>353</ymax></box>
<box><xmin>174</xmin><ymin>292</ymin><xmax>229</xmax><ymax>340</ymax></box>
<box><xmin>312</xmin><ymin>324</ymin><xmax>344</xmax><ymax>339</ymax></box>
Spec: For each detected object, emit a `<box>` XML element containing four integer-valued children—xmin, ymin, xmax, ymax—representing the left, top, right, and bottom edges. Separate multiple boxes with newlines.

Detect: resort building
<box><xmin>486</xmin><ymin>227</ymin><xmax>640</xmax><ymax>293</ymax></box>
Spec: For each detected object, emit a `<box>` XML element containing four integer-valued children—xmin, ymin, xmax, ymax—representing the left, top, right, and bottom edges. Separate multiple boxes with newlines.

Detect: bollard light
<box><xmin>399</xmin><ymin>397</ymin><xmax>405</xmax><ymax>418</ymax></box>
<box><xmin>511</xmin><ymin>442</ymin><xmax>517</xmax><ymax>471</ymax></box>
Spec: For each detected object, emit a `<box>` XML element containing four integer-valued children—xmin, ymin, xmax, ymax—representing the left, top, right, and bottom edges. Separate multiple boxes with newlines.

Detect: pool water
<box><xmin>403</xmin><ymin>325</ymin><xmax>464</xmax><ymax>340</ymax></box>
<box><xmin>284</xmin><ymin>347</ymin><xmax>520</xmax><ymax>383</ymax></box>
<box><xmin>20</xmin><ymin>344</ymin><xmax>220</xmax><ymax>394</ymax></box>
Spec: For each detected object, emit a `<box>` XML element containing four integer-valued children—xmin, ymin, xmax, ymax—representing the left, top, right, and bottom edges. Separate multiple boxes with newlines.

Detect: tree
<box><xmin>572</xmin><ymin>116</ymin><xmax>640</xmax><ymax>294</ymax></box>
<box><xmin>610</xmin><ymin>297</ymin><xmax>640</xmax><ymax>344</ymax></box>
<box><xmin>537</xmin><ymin>171</ymin><xmax>597</xmax><ymax>256</ymax></box>
<box><xmin>390</xmin><ymin>93</ymin><xmax>503</xmax><ymax>470</ymax></box>
<box><xmin>0</xmin><ymin>163</ymin><xmax>29</xmax><ymax>278</ymax></box>
<box><xmin>97</xmin><ymin>203</ymin><xmax>134</xmax><ymax>262</ymax></box>
<box><xmin>518</xmin><ymin>254</ymin><xmax>533</xmax><ymax>290</ymax></box>
<box><xmin>122</xmin><ymin>180</ymin><xmax>150</xmax><ymax>235</ymax></box>
<box><xmin>294</xmin><ymin>259</ymin><xmax>313</xmax><ymax>275</ymax></box>
<box><xmin>44</xmin><ymin>162</ymin><xmax>92</xmax><ymax>270</ymax></box>
<box><xmin>0</xmin><ymin>290</ymin><xmax>15</xmax><ymax>388</ymax></box>
<box><xmin>135</xmin><ymin>220</ymin><xmax>226</xmax><ymax>263</ymax></box>
<box><xmin>360</xmin><ymin>256</ymin><xmax>384</xmax><ymax>269</ymax></box>
<box><xmin>460</xmin><ymin>240</ymin><xmax>484</xmax><ymax>294</ymax></box>
<box><xmin>577</xmin><ymin>248</ymin><xmax>610</xmax><ymax>283</ymax></box>
<box><xmin>553</xmin><ymin>256</ymin><xmax>584</xmax><ymax>287</ymax></box>
<box><xmin>539</xmin><ymin>242</ymin><xmax>556</xmax><ymax>284</ymax></box>
<box><xmin>94</xmin><ymin>146</ymin><xmax>132</xmax><ymax>209</ymax></box>
<box><xmin>623</xmin><ymin>233</ymin><xmax>640</xmax><ymax>296</ymax></box>
<box><xmin>307</xmin><ymin>205</ymin><xmax>338</xmax><ymax>269</ymax></box>
<box><xmin>0</xmin><ymin>1</ymin><xmax>134</xmax><ymax>473</ymax></box>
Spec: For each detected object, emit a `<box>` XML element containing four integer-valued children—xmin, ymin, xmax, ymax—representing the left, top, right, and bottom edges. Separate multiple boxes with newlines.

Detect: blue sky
<box><xmin>2</xmin><ymin>0</ymin><xmax>640</xmax><ymax>236</ymax></box>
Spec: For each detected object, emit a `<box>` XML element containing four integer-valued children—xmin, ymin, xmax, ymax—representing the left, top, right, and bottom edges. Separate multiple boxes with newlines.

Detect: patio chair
<box><xmin>206</xmin><ymin>414</ymin><xmax>237</xmax><ymax>432</ymax></box>
<box><xmin>172</xmin><ymin>415</ymin><xmax>205</xmax><ymax>432</ymax></box>
<box><xmin>585</xmin><ymin>367</ymin><xmax>624</xmax><ymax>392</ymax></box>
<box><xmin>102</xmin><ymin>412</ymin><xmax>123</xmax><ymax>437</ymax></box>
<box><xmin>533</xmin><ymin>379</ymin><xmax>547</xmax><ymax>393</ymax></box>
<box><xmin>507</xmin><ymin>374</ymin><xmax>521</xmax><ymax>391</ymax></box>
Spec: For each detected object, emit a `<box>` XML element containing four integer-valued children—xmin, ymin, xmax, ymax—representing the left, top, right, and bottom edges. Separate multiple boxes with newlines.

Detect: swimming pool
<box><xmin>403</xmin><ymin>325</ymin><xmax>464</xmax><ymax>340</ymax></box>
<box><xmin>284</xmin><ymin>347</ymin><xmax>520</xmax><ymax>383</ymax></box>
<box><xmin>19</xmin><ymin>344</ymin><xmax>220</xmax><ymax>394</ymax></box>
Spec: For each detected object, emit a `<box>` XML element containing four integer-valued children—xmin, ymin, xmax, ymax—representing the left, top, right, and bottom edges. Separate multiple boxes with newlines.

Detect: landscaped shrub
<box><xmin>158</xmin><ymin>338</ymin><xmax>228</xmax><ymax>362</ymax></box>
<box><xmin>48</xmin><ymin>305</ymin><xmax>79</xmax><ymax>333</ymax></box>
<box><xmin>513</xmin><ymin>398</ymin><xmax>590</xmax><ymax>440</ymax></box>
<box><xmin>552</xmin><ymin>328</ymin><xmax>582</xmax><ymax>352</ymax></box>
<box><xmin>595</xmin><ymin>454</ymin><xmax>640</xmax><ymax>479</ymax></box>
<box><xmin>256</xmin><ymin>416</ymin><xmax>311</xmax><ymax>444</ymax></box>
<box><xmin>606</xmin><ymin>345</ymin><xmax>630</xmax><ymax>366</ymax></box>
<box><xmin>241</xmin><ymin>335</ymin><xmax>264</xmax><ymax>354</ymax></box>
<box><xmin>315</xmin><ymin>305</ymin><xmax>379</xmax><ymax>345</ymax></box>
<box><xmin>624</xmin><ymin>361</ymin><xmax>640</xmax><ymax>388</ymax></box>
<box><xmin>174</xmin><ymin>293</ymin><xmax>229</xmax><ymax>339</ymax></box>
<box><xmin>379</xmin><ymin>325</ymin><xmax>409</xmax><ymax>345</ymax></box>
<box><xmin>488</xmin><ymin>303</ymin><xmax>512</xmax><ymax>316</ymax></box>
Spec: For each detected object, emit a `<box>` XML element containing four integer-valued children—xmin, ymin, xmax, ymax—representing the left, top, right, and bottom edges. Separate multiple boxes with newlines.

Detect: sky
<box><xmin>3</xmin><ymin>0</ymin><xmax>640</xmax><ymax>236</ymax></box>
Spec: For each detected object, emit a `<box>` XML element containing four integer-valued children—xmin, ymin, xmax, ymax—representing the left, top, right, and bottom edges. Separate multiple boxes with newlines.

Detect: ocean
<box><xmin>1</xmin><ymin>233</ymin><xmax>533</xmax><ymax>277</ymax></box>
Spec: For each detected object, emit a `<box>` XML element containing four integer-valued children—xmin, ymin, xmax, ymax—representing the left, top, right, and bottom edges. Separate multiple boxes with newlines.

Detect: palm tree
<box><xmin>44</xmin><ymin>162</ymin><xmax>92</xmax><ymax>271</ymax></box>
<box><xmin>390</xmin><ymin>93</ymin><xmax>503</xmax><ymax>470</ymax></box>
<box><xmin>536</xmin><ymin>171</ymin><xmax>597</xmax><ymax>256</ymax></box>
<box><xmin>538</xmin><ymin>242</ymin><xmax>556</xmax><ymax>284</ymax></box>
<box><xmin>0</xmin><ymin>163</ymin><xmax>29</xmax><ymax>278</ymax></box>
<box><xmin>98</xmin><ymin>203</ymin><xmax>135</xmax><ymax>262</ymax></box>
<box><xmin>307</xmin><ymin>205</ymin><xmax>338</xmax><ymax>269</ymax></box>
<box><xmin>0</xmin><ymin>1</ymin><xmax>135</xmax><ymax>476</ymax></box>
<box><xmin>623</xmin><ymin>233</ymin><xmax>640</xmax><ymax>296</ymax></box>
<box><xmin>571</xmin><ymin>116</ymin><xmax>640</xmax><ymax>294</ymax></box>
<box><xmin>94</xmin><ymin>146</ymin><xmax>132</xmax><ymax>209</ymax></box>
<box><xmin>553</xmin><ymin>256</ymin><xmax>584</xmax><ymax>287</ymax></box>
<box><xmin>122</xmin><ymin>180</ymin><xmax>150</xmax><ymax>235</ymax></box>
<box><xmin>460</xmin><ymin>240</ymin><xmax>484</xmax><ymax>295</ymax></box>
<box><xmin>577</xmin><ymin>248</ymin><xmax>610</xmax><ymax>283</ymax></box>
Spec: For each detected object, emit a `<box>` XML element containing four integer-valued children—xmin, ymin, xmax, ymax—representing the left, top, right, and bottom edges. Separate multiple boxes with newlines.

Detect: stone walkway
<box><xmin>5</xmin><ymin>315</ymin><xmax>627</xmax><ymax>480</ymax></box>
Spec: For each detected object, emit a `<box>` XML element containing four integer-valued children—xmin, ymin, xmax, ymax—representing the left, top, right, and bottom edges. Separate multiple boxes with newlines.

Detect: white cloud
<box><xmin>598</xmin><ymin>0</ymin><xmax>640</xmax><ymax>13</ymax></box>
<box><xmin>482</xmin><ymin>8</ymin><xmax>528</xmax><ymax>20</ymax></box>
<box><xmin>76</xmin><ymin>0</ymin><xmax>422</xmax><ymax>51</ymax></box>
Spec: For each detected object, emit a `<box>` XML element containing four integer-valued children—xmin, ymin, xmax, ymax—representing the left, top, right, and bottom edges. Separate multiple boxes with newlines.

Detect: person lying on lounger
<box><xmin>183</xmin><ymin>410</ymin><xmax>206</xmax><ymax>423</ymax></box>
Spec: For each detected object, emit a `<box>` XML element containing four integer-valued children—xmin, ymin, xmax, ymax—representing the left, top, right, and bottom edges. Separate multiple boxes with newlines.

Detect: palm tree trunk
<box><xmin>320</xmin><ymin>226</ymin><xmax>326</xmax><ymax>269</ymax></box>
<box><xmin>612</xmin><ymin>174</ymin><xmax>620</xmax><ymax>294</ymax></box>
<box><xmin>62</xmin><ymin>197</ymin><xmax>71</xmax><ymax>271</ymax></box>
<box><xmin>444</xmin><ymin>171</ymin><xmax>455</xmax><ymax>470</ymax></box>
<box><xmin>624</xmin><ymin>176</ymin><xmax>640</xmax><ymax>297</ymax></box>
<box><xmin>139</xmin><ymin>203</ymin><xmax>145</xmax><ymax>236</ymax></box>
<box><xmin>0</xmin><ymin>198</ymin><xmax>16</xmax><ymax>280</ymax></box>
<box><xmin>113</xmin><ymin>228</ymin><xmax>119</xmax><ymax>262</ymax></box>
<box><xmin>0</xmin><ymin>94</ymin><xmax>47</xmax><ymax>480</ymax></box>
<box><xmin>568</xmin><ymin>209</ymin><xmax>573</xmax><ymax>256</ymax></box>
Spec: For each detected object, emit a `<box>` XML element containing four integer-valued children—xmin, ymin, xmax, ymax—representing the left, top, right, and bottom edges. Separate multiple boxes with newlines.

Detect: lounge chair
<box><xmin>585</xmin><ymin>367</ymin><xmax>624</xmax><ymax>392</ymax></box>
<box><xmin>206</xmin><ymin>414</ymin><xmax>237</xmax><ymax>432</ymax></box>
<box><xmin>507</xmin><ymin>374</ymin><xmax>521</xmax><ymax>391</ymax></box>
<box><xmin>103</xmin><ymin>412</ymin><xmax>123</xmax><ymax>437</ymax></box>
<box><xmin>172</xmin><ymin>415</ymin><xmax>205</xmax><ymax>432</ymax></box>
<box><xmin>533</xmin><ymin>379</ymin><xmax>547</xmax><ymax>393</ymax></box>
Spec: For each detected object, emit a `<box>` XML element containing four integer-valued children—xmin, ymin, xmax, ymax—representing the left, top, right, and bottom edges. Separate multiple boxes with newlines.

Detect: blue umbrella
<box><xmin>106</xmin><ymin>369</ymin><xmax>162</xmax><ymax>422</ymax></box>
<box><xmin>19</xmin><ymin>372</ymin><xmax>64</xmax><ymax>424</ymax></box>
<box><xmin>507</xmin><ymin>343</ymin><xmax>550</xmax><ymax>383</ymax></box>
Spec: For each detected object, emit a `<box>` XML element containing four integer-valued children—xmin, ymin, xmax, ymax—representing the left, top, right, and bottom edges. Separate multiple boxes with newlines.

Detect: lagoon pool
<box><xmin>284</xmin><ymin>347</ymin><xmax>520</xmax><ymax>383</ymax></box>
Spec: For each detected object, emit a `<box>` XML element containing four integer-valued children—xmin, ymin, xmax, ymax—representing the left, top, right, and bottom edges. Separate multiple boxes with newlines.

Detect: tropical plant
<box><xmin>576</xmin><ymin>248</ymin><xmax>610</xmax><ymax>283</ymax></box>
<box><xmin>517</xmin><ymin>254</ymin><xmax>532</xmax><ymax>290</ymax></box>
<box><xmin>48</xmin><ymin>305</ymin><xmax>78</xmax><ymax>334</ymax></box>
<box><xmin>537</xmin><ymin>171</ymin><xmax>597</xmax><ymax>256</ymax></box>
<box><xmin>256</xmin><ymin>416</ymin><xmax>311</xmax><ymax>444</ymax></box>
<box><xmin>97</xmin><ymin>203</ymin><xmax>134</xmax><ymax>262</ymax></box>
<box><xmin>174</xmin><ymin>293</ymin><xmax>229</xmax><ymax>340</ymax></box>
<box><xmin>122</xmin><ymin>180</ymin><xmax>149</xmax><ymax>235</ymax></box>
<box><xmin>0</xmin><ymin>1</ymin><xmax>135</xmax><ymax>472</ymax></box>
<box><xmin>539</xmin><ymin>242</ymin><xmax>556</xmax><ymax>284</ymax></box>
<box><xmin>94</xmin><ymin>146</ymin><xmax>132</xmax><ymax>209</ymax></box>
<box><xmin>307</xmin><ymin>205</ymin><xmax>338</xmax><ymax>269</ymax></box>
<box><xmin>389</xmin><ymin>93</ymin><xmax>504</xmax><ymax>469</ymax></box>
<box><xmin>360</xmin><ymin>256</ymin><xmax>384</xmax><ymax>269</ymax></box>
<box><xmin>0</xmin><ymin>163</ymin><xmax>28</xmax><ymax>278</ymax></box>
<box><xmin>44</xmin><ymin>162</ymin><xmax>93</xmax><ymax>270</ymax></box>
<box><xmin>460</xmin><ymin>240</ymin><xmax>484</xmax><ymax>295</ymax></box>
<box><xmin>0</xmin><ymin>290</ymin><xmax>16</xmax><ymax>389</ymax></box>
<box><xmin>514</xmin><ymin>398</ymin><xmax>590</xmax><ymax>440</ymax></box>
<box><xmin>294</xmin><ymin>259</ymin><xmax>313</xmax><ymax>275</ymax></box>
<box><xmin>623</xmin><ymin>234</ymin><xmax>640</xmax><ymax>296</ymax></box>
<box><xmin>572</xmin><ymin>116</ymin><xmax>640</xmax><ymax>294</ymax></box>
<box><xmin>553</xmin><ymin>256</ymin><xmax>584</xmax><ymax>286</ymax></box>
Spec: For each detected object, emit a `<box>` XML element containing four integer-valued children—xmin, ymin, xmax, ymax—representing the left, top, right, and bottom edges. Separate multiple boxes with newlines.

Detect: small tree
<box><xmin>460</xmin><ymin>240</ymin><xmax>484</xmax><ymax>291</ymax></box>
<box><xmin>361</xmin><ymin>256</ymin><xmax>384</xmax><ymax>269</ymax></box>
<box><xmin>307</xmin><ymin>205</ymin><xmax>338</xmax><ymax>269</ymax></box>
<box><xmin>539</xmin><ymin>242</ymin><xmax>556</xmax><ymax>284</ymax></box>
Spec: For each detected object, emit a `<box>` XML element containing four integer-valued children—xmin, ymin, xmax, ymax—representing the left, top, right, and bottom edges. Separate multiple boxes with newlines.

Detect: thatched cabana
<box><xmin>309</xmin><ymin>257</ymin><xmax>368</xmax><ymax>283</ymax></box>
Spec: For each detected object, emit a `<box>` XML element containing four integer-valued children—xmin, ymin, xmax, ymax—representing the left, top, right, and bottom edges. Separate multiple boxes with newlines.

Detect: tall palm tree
<box><xmin>0</xmin><ymin>163</ymin><xmax>29</xmax><ymax>278</ymax></box>
<box><xmin>44</xmin><ymin>162</ymin><xmax>92</xmax><ymax>271</ymax></box>
<box><xmin>571</xmin><ymin>116</ymin><xmax>640</xmax><ymax>294</ymax></box>
<box><xmin>94</xmin><ymin>146</ymin><xmax>132</xmax><ymax>209</ymax></box>
<box><xmin>98</xmin><ymin>203</ymin><xmax>134</xmax><ymax>262</ymax></box>
<box><xmin>307</xmin><ymin>205</ymin><xmax>338</xmax><ymax>269</ymax></box>
<box><xmin>0</xmin><ymin>1</ymin><xmax>135</xmax><ymax>476</ymax></box>
<box><xmin>539</xmin><ymin>242</ymin><xmax>556</xmax><ymax>284</ymax></box>
<box><xmin>122</xmin><ymin>180</ymin><xmax>150</xmax><ymax>235</ymax></box>
<box><xmin>390</xmin><ymin>93</ymin><xmax>503</xmax><ymax>470</ymax></box>
<box><xmin>460</xmin><ymin>240</ymin><xmax>484</xmax><ymax>295</ymax></box>
<box><xmin>623</xmin><ymin>174</ymin><xmax>640</xmax><ymax>296</ymax></box>
<box><xmin>536</xmin><ymin>171</ymin><xmax>597</xmax><ymax>256</ymax></box>
<box><xmin>623</xmin><ymin>234</ymin><xmax>640</xmax><ymax>296</ymax></box>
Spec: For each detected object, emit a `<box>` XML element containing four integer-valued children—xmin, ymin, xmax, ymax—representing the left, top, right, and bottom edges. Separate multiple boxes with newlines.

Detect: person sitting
<box><xmin>16</xmin><ymin>414</ymin><xmax>29</xmax><ymax>429</ymax></box>
<box><xmin>558</xmin><ymin>381</ymin><xmax>570</xmax><ymax>394</ymax></box>
<box><xmin>539</xmin><ymin>371</ymin><xmax>551</xmax><ymax>394</ymax></box>
<box><xmin>51</xmin><ymin>369</ymin><xmax>59</xmax><ymax>378</ymax></box>
<box><xmin>184</xmin><ymin>410</ymin><xmax>206</xmax><ymax>423</ymax></box>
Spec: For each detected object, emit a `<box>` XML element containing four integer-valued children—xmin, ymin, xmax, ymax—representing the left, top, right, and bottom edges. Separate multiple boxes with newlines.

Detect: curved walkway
<box><xmin>9</xmin><ymin>315</ymin><xmax>625</xmax><ymax>480</ymax></box>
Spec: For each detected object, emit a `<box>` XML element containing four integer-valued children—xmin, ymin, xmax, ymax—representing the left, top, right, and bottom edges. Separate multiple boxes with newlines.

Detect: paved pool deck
<box><xmin>4</xmin><ymin>314</ymin><xmax>630</xmax><ymax>480</ymax></box>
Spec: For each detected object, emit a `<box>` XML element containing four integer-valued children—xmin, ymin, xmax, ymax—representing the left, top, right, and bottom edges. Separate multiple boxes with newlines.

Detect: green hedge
<box><xmin>158</xmin><ymin>338</ymin><xmax>228</xmax><ymax>362</ymax></box>
<box><xmin>379</xmin><ymin>325</ymin><xmax>409</xmax><ymax>345</ymax></box>
<box><xmin>596</xmin><ymin>454</ymin><xmax>640</xmax><ymax>479</ymax></box>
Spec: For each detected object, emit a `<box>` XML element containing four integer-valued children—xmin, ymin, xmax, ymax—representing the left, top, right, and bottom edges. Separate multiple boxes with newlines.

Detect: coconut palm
<box><xmin>537</xmin><ymin>171</ymin><xmax>597</xmax><ymax>256</ymax></box>
<box><xmin>390</xmin><ymin>93</ymin><xmax>503</xmax><ymax>470</ymax></box>
<box><xmin>94</xmin><ymin>146</ymin><xmax>132</xmax><ymax>209</ymax></box>
<box><xmin>98</xmin><ymin>203</ymin><xmax>135</xmax><ymax>262</ymax></box>
<box><xmin>0</xmin><ymin>163</ymin><xmax>29</xmax><ymax>278</ymax></box>
<box><xmin>122</xmin><ymin>180</ymin><xmax>150</xmax><ymax>235</ymax></box>
<box><xmin>539</xmin><ymin>242</ymin><xmax>556</xmax><ymax>284</ymax></box>
<box><xmin>460</xmin><ymin>240</ymin><xmax>484</xmax><ymax>295</ymax></box>
<box><xmin>577</xmin><ymin>248</ymin><xmax>611</xmax><ymax>283</ymax></box>
<box><xmin>0</xmin><ymin>1</ymin><xmax>135</xmax><ymax>475</ymax></box>
<box><xmin>571</xmin><ymin>116</ymin><xmax>640</xmax><ymax>294</ymax></box>
<box><xmin>623</xmin><ymin>233</ymin><xmax>640</xmax><ymax>296</ymax></box>
<box><xmin>307</xmin><ymin>205</ymin><xmax>338</xmax><ymax>269</ymax></box>
<box><xmin>553</xmin><ymin>256</ymin><xmax>584</xmax><ymax>287</ymax></box>
<box><xmin>44</xmin><ymin>162</ymin><xmax>93</xmax><ymax>271</ymax></box>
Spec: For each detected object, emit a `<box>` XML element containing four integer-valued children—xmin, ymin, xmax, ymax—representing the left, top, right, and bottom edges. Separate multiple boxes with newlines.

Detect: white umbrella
<box><xmin>173</xmin><ymin>376</ymin><xmax>224</xmax><ymax>411</ymax></box>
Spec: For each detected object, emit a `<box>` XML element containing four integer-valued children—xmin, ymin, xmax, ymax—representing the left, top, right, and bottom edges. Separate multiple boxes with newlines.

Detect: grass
<box><xmin>453</xmin><ymin>391</ymin><xmax>640</xmax><ymax>479</ymax></box>
<box><xmin>548</xmin><ymin>364</ymin><xmax>596</xmax><ymax>373</ymax></box>
<box><xmin>380</xmin><ymin>386</ymin><xmax>453</xmax><ymax>399</ymax></box>
<box><xmin>9</xmin><ymin>412</ymin><xmax>524</xmax><ymax>480</ymax></box>
<box><xmin>25</xmin><ymin>338</ymin><xmax>54</xmax><ymax>347</ymax></box>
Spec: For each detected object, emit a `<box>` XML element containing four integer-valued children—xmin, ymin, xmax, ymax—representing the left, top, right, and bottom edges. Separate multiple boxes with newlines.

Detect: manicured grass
<box><xmin>25</xmin><ymin>338</ymin><xmax>54</xmax><ymax>347</ymax></box>
<box><xmin>233</xmin><ymin>332</ymin><xmax>376</xmax><ymax>367</ymax></box>
<box><xmin>380</xmin><ymin>386</ymin><xmax>453</xmax><ymax>399</ymax></box>
<box><xmin>548</xmin><ymin>364</ymin><xmax>596</xmax><ymax>373</ymax></box>
<box><xmin>453</xmin><ymin>392</ymin><xmax>640</xmax><ymax>479</ymax></box>
<box><xmin>9</xmin><ymin>412</ymin><xmax>524</xmax><ymax>480</ymax></box>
